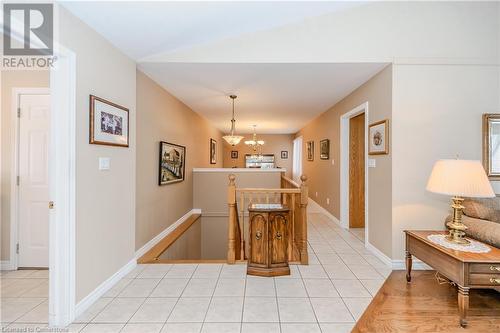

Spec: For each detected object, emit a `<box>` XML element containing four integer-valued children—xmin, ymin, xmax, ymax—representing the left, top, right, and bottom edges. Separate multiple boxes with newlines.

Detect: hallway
<box><xmin>1</xmin><ymin>212</ymin><xmax>390</xmax><ymax>332</ymax></box>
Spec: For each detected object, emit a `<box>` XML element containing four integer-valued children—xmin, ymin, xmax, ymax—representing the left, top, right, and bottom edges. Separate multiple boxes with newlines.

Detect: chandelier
<box><xmin>245</xmin><ymin>125</ymin><xmax>265</xmax><ymax>153</ymax></box>
<box><xmin>222</xmin><ymin>95</ymin><xmax>244</xmax><ymax>146</ymax></box>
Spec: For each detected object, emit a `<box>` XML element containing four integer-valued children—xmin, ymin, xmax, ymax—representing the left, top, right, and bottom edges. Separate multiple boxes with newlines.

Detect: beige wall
<box><xmin>0</xmin><ymin>71</ymin><xmax>50</xmax><ymax>261</ymax></box>
<box><xmin>59</xmin><ymin>7</ymin><xmax>137</xmax><ymax>302</ymax></box>
<box><xmin>135</xmin><ymin>70</ymin><xmax>223</xmax><ymax>252</ymax></box>
<box><xmin>222</xmin><ymin>134</ymin><xmax>293</xmax><ymax>177</ymax></box>
<box><xmin>296</xmin><ymin>65</ymin><xmax>392</xmax><ymax>257</ymax></box>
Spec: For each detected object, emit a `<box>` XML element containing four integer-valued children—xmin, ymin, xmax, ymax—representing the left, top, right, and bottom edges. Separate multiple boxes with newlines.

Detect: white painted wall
<box><xmin>58</xmin><ymin>7</ymin><xmax>137</xmax><ymax>302</ymax></box>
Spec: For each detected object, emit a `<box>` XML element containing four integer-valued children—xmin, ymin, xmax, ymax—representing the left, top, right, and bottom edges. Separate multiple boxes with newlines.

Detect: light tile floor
<box><xmin>0</xmin><ymin>213</ymin><xmax>390</xmax><ymax>332</ymax></box>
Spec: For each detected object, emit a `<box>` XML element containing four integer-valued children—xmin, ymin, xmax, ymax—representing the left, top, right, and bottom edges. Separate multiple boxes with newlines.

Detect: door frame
<box><xmin>10</xmin><ymin>87</ymin><xmax>51</xmax><ymax>271</ymax></box>
<box><xmin>340</xmin><ymin>102</ymin><xmax>369</xmax><ymax>244</ymax></box>
<box><xmin>7</xmin><ymin>16</ymin><xmax>77</xmax><ymax>326</ymax></box>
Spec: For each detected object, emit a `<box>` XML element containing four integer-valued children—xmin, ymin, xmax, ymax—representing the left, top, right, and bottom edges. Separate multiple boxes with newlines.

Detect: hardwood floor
<box><xmin>353</xmin><ymin>270</ymin><xmax>500</xmax><ymax>333</ymax></box>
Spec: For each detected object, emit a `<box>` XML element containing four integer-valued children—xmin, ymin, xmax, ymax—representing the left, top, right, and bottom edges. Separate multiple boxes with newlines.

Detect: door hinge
<box><xmin>16</xmin><ymin>176</ymin><xmax>20</xmax><ymax>186</ymax></box>
<box><xmin>16</xmin><ymin>243</ymin><xmax>19</xmax><ymax>254</ymax></box>
<box><xmin>17</xmin><ymin>107</ymin><xmax>21</xmax><ymax>118</ymax></box>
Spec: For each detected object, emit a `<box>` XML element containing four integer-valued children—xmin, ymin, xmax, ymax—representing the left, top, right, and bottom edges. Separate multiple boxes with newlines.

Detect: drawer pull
<box><xmin>255</xmin><ymin>231</ymin><xmax>262</xmax><ymax>241</ymax></box>
<box><xmin>490</xmin><ymin>278</ymin><xmax>500</xmax><ymax>284</ymax></box>
<box><xmin>490</xmin><ymin>266</ymin><xmax>500</xmax><ymax>272</ymax></box>
<box><xmin>276</xmin><ymin>232</ymin><xmax>282</xmax><ymax>240</ymax></box>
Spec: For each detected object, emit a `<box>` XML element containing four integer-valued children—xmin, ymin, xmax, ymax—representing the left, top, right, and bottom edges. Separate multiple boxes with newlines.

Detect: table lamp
<box><xmin>426</xmin><ymin>159</ymin><xmax>495</xmax><ymax>245</ymax></box>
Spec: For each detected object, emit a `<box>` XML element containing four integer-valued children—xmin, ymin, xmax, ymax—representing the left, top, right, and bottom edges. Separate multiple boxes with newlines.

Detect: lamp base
<box><xmin>445</xmin><ymin>196</ymin><xmax>471</xmax><ymax>246</ymax></box>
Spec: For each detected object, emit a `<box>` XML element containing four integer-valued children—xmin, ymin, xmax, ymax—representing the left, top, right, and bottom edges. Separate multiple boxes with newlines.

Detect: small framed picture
<box><xmin>281</xmin><ymin>151</ymin><xmax>288</xmax><ymax>159</ymax></box>
<box><xmin>369</xmin><ymin>119</ymin><xmax>389</xmax><ymax>155</ymax></box>
<box><xmin>210</xmin><ymin>138</ymin><xmax>217</xmax><ymax>164</ymax></box>
<box><xmin>320</xmin><ymin>139</ymin><xmax>330</xmax><ymax>160</ymax></box>
<box><xmin>231</xmin><ymin>150</ymin><xmax>238</xmax><ymax>159</ymax></box>
<box><xmin>89</xmin><ymin>95</ymin><xmax>129</xmax><ymax>147</ymax></box>
<box><xmin>159</xmin><ymin>141</ymin><xmax>186</xmax><ymax>185</ymax></box>
<box><xmin>306</xmin><ymin>141</ymin><xmax>314</xmax><ymax>161</ymax></box>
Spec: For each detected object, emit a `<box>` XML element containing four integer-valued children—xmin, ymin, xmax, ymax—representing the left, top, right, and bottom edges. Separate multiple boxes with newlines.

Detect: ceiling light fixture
<box><xmin>245</xmin><ymin>125</ymin><xmax>265</xmax><ymax>152</ymax></box>
<box><xmin>222</xmin><ymin>95</ymin><xmax>244</xmax><ymax>146</ymax></box>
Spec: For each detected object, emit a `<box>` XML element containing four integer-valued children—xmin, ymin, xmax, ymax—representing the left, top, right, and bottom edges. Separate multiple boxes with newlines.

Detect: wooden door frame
<box><xmin>10</xmin><ymin>87</ymin><xmax>51</xmax><ymax>271</ymax></box>
<box><xmin>340</xmin><ymin>102</ymin><xmax>369</xmax><ymax>244</ymax></box>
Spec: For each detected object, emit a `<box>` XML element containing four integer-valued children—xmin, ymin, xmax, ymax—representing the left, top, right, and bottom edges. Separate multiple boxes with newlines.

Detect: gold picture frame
<box><xmin>482</xmin><ymin>114</ymin><xmax>500</xmax><ymax>179</ymax></box>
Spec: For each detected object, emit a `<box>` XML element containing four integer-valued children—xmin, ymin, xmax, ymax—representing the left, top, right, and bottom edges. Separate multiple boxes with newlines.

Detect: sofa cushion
<box><xmin>462</xmin><ymin>197</ymin><xmax>500</xmax><ymax>224</ymax></box>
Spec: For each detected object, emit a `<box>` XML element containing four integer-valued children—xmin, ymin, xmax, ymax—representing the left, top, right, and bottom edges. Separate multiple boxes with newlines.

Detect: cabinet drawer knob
<box><xmin>490</xmin><ymin>278</ymin><xmax>500</xmax><ymax>284</ymax></box>
<box><xmin>255</xmin><ymin>231</ymin><xmax>262</xmax><ymax>240</ymax></box>
<box><xmin>490</xmin><ymin>266</ymin><xmax>500</xmax><ymax>272</ymax></box>
<box><xmin>276</xmin><ymin>232</ymin><xmax>282</xmax><ymax>240</ymax></box>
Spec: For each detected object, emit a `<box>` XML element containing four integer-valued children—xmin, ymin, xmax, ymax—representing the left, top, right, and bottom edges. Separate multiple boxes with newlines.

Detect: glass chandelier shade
<box><xmin>245</xmin><ymin>125</ymin><xmax>265</xmax><ymax>151</ymax></box>
<box><xmin>222</xmin><ymin>95</ymin><xmax>244</xmax><ymax>146</ymax></box>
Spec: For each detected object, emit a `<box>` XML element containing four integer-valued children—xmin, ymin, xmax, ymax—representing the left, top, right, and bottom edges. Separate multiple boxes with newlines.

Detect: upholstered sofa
<box><xmin>445</xmin><ymin>197</ymin><xmax>500</xmax><ymax>248</ymax></box>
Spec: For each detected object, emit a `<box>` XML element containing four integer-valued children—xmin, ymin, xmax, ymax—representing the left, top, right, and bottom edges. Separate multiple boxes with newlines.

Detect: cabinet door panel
<box><xmin>250</xmin><ymin>213</ymin><xmax>268</xmax><ymax>266</ymax></box>
<box><xmin>270</xmin><ymin>213</ymin><xmax>288</xmax><ymax>265</ymax></box>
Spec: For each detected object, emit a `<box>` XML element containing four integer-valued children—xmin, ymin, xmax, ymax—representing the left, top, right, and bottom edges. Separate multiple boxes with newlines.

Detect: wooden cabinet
<box><xmin>247</xmin><ymin>204</ymin><xmax>290</xmax><ymax>277</ymax></box>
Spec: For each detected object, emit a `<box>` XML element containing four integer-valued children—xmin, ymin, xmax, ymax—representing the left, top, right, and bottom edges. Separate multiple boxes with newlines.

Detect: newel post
<box><xmin>227</xmin><ymin>174</ymin><xmax>236</xmax><ymax>264</ymax></box>
<box><xmin>300</xmin><ymin>174</ymin><xmax>309</xmax><ymax>265</ymax></box>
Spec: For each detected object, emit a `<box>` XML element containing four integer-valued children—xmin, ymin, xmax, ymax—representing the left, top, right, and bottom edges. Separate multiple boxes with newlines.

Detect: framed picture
<box><xmin>281</xmin><ymin>151</ymin><xmax>288</xmax><ymax>159</ymax></box>
<box><xmin>210</xmin><ymin>138</ymin><xmax>217</xmax><ymax>164</ymax></box>
<box><xmin>482</xmin><ymin>114</ymin><xmax>500</xmax><ymax>179</ymax></box>
<box><xmin>158</xmin><ymin>141</ymin><xmax>186</xmax><ymax>185</ymax></box>
<box><xmin>89</xmin><ymin>95</ymin><xmax>129</xmax><ymax>147</ymax></box>
<box><xmin>306</xmin><ymin>141</ymin><xmax>314</xmax><ymax>161</ymax></box>
<box><xmin>369</xmin><ymin>119</ymin><xmax>389</xmax><ymax>155</ymax></box>
<box><xmin>231</xmin><ymin>150</ymin><xmax>238</xmax><ymax>159</ymax></box>
<box><xmin>320</xmin><ymin>139</ymin><xmax>330</xmax><ymax>160</ymax></box>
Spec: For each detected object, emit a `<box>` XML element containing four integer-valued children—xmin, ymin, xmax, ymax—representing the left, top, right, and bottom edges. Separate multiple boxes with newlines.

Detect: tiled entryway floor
<box><xmin>1</xmin><ymin>213</ymin><xmax>391</xmax><ymax>332</ymax></box>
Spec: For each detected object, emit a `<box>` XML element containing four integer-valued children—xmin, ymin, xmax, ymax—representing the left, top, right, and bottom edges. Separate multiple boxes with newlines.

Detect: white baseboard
<box><xmin>365</xmin><ymin>242</ymin><xmax>392</xmax><ymax>268</ymax></box>
<box><xmin>392</xmin><ymin>259</ymin><xmax>432</xmax><ymax>270</ymax></box>
<box><xmin>0</xmin><ymin>260</ymin><xmax>14</xmax><ymax>270</ymax></box>
<box><xmin>75</xmin><ymin>258</ymin><xmax>136</xmax><ymax>318</ymax></box>
<box><xmin>307</xmin><ymin>198</ymin><xmax>341</xmax><ymax>226</ymax></box>
<box><xmin>135</xmin><ymin>208</ymin><xmax>202</xmax><ymax>260</ymax></box>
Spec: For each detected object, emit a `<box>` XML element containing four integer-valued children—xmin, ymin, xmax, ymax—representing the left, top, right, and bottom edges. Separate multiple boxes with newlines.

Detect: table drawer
<box><xmin>469</xmin><ymin>263</ymin><xmax>500</xmax><ymax>274</ymax></box>
<box><xmin>469</xmin><ymin>273</ymin><xmax>500</xmax><ymax>286</ymax></box>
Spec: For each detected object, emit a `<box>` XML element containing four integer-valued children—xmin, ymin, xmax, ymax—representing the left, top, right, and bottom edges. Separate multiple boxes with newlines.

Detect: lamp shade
<box><xmin>426</xmin><ymin>159</ymin><xmax>495</xmax><ymax>198</ymax></box>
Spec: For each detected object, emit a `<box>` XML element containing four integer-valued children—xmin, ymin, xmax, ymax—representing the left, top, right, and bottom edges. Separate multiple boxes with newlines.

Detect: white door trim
<box><xmin>10</xmin><ymin>88</ymin><xmax>51</xmax><ymax>271</ymax></box>
<box><xmin>340</xmin><ymin>102</ymin><xmax>369</xmax><ymax>245</ymax></box>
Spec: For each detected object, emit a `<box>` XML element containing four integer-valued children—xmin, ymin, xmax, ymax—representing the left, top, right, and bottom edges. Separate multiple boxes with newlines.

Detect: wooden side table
<box><xmin>405</xmin><ymin>230</ymin><xmax>500</xmax><ymax>327</ymax></box>
<box><xmin>247</xmin><ymin>204</ymin><xmax>290</xmax><ymax>277</ymax></box>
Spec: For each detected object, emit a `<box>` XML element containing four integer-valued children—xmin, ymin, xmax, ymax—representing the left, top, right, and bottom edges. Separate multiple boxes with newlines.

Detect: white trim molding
<box><xmin>75</xmin><ymin>258</ymin><xmax>136</xmax><ymax>318</ymax></box>
<box><xmin>135</xmin><ymin>209</ymin><xmax>202</xmax><ymax>259</ymax></box>
<box><xmin>307</xmin><ymin>198</ymin><xmax>341</xmax><ymax>226</ymax></box>
<box><xmin>392</xmin><ymin>259</ymin><xmax>432</xmax><ymax>270</ymax></box>
<box><xmin>1</xmin><ymin>260</ymin><xmax>14</xmax><ymax>270</ymax></box>
<box><xmin>365</xmin><ymin>242</ymin><xmax>392</xmax><ymax>268</ymax></box>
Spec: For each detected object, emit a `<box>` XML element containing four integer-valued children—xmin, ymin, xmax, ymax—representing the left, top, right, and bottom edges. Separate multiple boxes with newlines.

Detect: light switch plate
<box><xmin>99</xmin><ymin>157</ymin><xmax>110</xmax><ymax>170</ymax></box>
<box><xmin>368</xmin><ymin>159</ymin><xmax>376</xmax><ymax>168</ymax></box>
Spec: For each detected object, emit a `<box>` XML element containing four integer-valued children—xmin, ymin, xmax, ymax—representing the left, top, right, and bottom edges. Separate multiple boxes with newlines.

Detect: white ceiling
<box><xmin>139</xmin><ymin>63</ymin><xmax>387</xmax><ymax>134</ymax></box>
<box><xmin>60</xmin><ymin>1</ymin><xmax>363</xmax><ymax>61</ymax></box>
<box><xmin>61</xmin><ymin>1</ymin><xmax>386</xmax><ymax>134</ymax></box>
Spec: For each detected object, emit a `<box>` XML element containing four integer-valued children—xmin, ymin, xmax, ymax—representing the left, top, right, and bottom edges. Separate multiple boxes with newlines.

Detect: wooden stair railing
<box><xmin>227</xmin><ymin>174</ymin><xmax>309</xmax><ymax>265</ymax></box>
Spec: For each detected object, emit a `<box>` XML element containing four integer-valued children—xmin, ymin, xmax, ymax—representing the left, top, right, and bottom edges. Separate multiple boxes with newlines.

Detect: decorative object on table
<box><xmin>247</xmin><ymin>203</ymin><xmax>291</xmax><ymax>277</ymax></box>
<box><xmin>210</xmin><ymin>138</ymin><xmax>217</xmax><ymax>164</ymax></box>
<box><xmin>281</xmin><ymin>151</ymin><xmax>288</xmax><ymax>159</ymax></box>
<box><xmin>158</xmin><ymin>141</ymin><xmax>185</xmax><ymax>185</ymax></box>
<box><xmin>368</xmin><ymin>119</ymin><xmax>389</xmax><ymax>155</ymax></box>
<box><xmin>222</xmin><ymin>95</ymin><xmax>244</xmax><ymax>146</ymax></box>
<box><xmin>426</xmin><ymin>234</ymin><xmax>491</xmax><ymax>253</ymax></box>
<box><xmin>89</xmin><ymin>95</ymin><xmax>129</xmax><ymax>147</ymax></box>
<box><xmin>482</xmin><ymin>113</ymin><xmax>500</xmax><ymax>179</ymax></box>
<box><xmin>320</xmin><ymin>139</ymin><xmax>330</xmax><ymax>160</ymax></box>
<box><xmin>245</xmin><ymin>125</ymin><xmax>265</xmax><ymax>155</ymax></box>
<box><xmin>306</xmin><ymin>141</ymin><xmax>314</xmax><ymax>161</ymax></box>
<box><xmin>426</xmin><ymin>159</ymin><xmax>495</xmax><ymax>245</ymax></box>
<box><xmin>231</xmin><ymin>150</ymin><xmax>238</xmax><ymax>159</ymax></box>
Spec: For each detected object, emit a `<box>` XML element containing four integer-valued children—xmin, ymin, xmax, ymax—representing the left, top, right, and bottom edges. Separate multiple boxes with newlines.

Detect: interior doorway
<box><xmin>349</xmin><ymin>113</ymin><xmax>365</xmax><ymax>229</ymax></box>
<box><xmin>340</xmin><ymin>102</ymin><xmax>369</xmax><ymax>245</ymax></box>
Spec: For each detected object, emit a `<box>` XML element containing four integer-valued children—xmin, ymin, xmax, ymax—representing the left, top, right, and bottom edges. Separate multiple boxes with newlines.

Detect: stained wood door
<box><xmin>269</xmin><ymin>213</ymin><xmax>288</xmax><ymax>266</ymax></box>
<box><xmin>249</xmin><ymin>214</ymin><xmax>268</xmax><ymax>267</ymax></box>
<box><xmin>349</xmin><ymin>113</ymin><xmax>365</xmax><ymax>228</ymax></box>
<box><xmin>18</xmin><ymin>94</ymin><xmax>50</xmax><ymax>267</ymax></box>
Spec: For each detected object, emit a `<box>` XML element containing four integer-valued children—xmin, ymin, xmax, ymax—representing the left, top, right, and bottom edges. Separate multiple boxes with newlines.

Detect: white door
<box><xmin>18</xmin><ymin>94</ymin><xmax>50</xmax><ymax>268</ymax></box>
<box><xmin>292</xmin><ymin>136</ymin><xmax>303</xmax><ymax>182</ymax></box>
